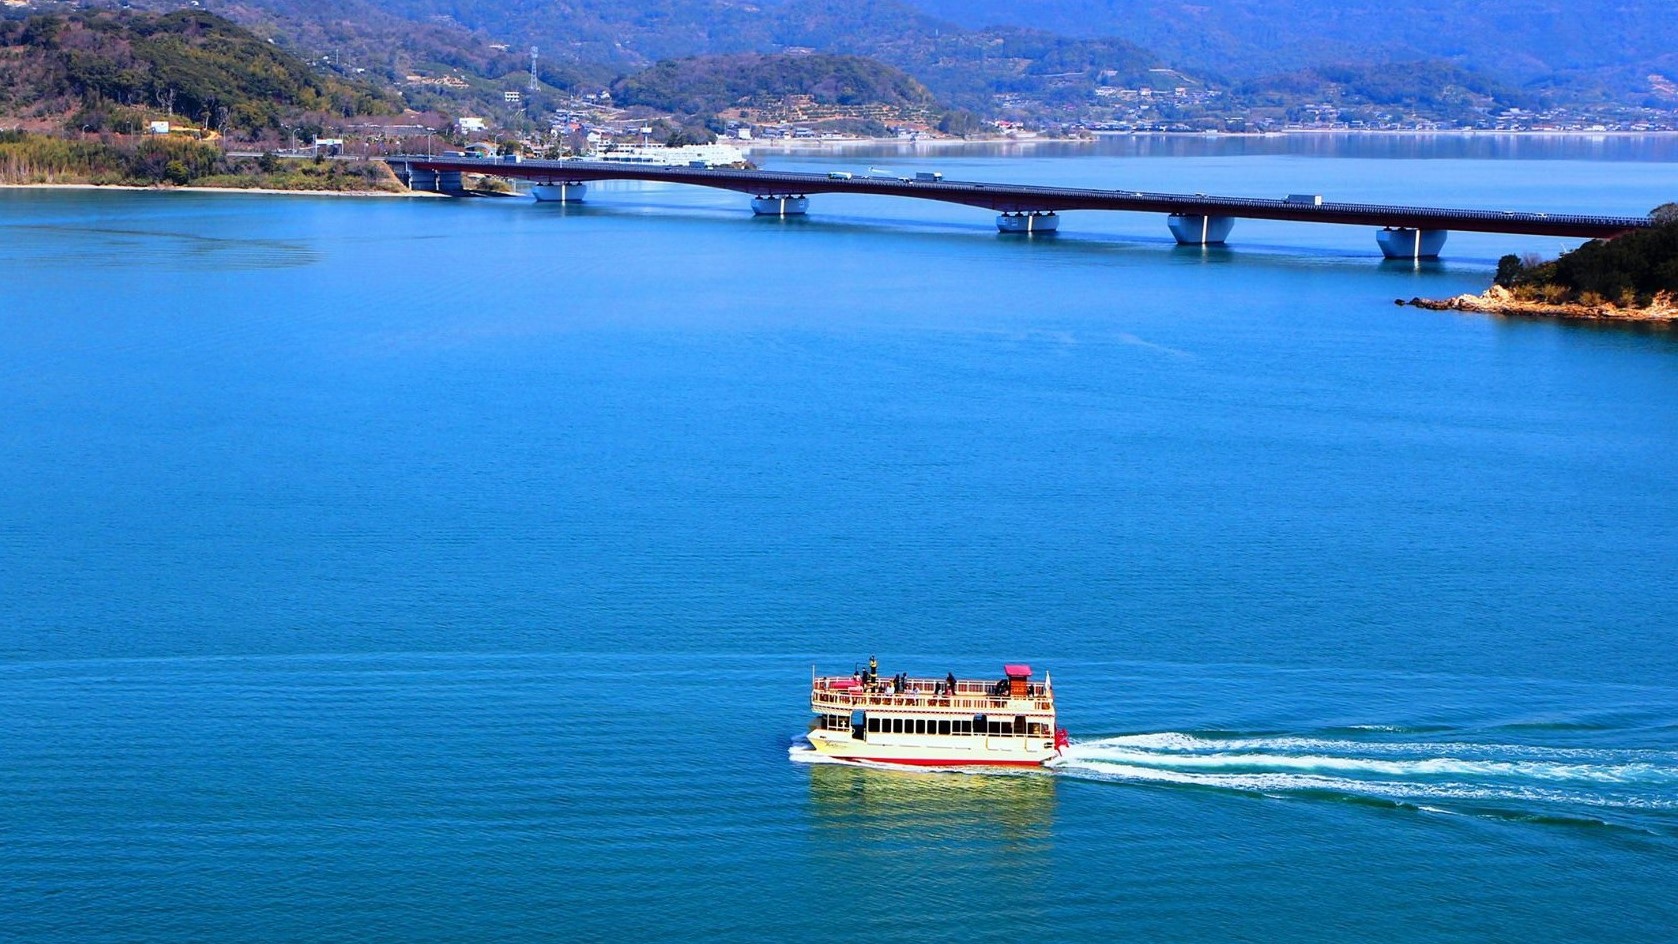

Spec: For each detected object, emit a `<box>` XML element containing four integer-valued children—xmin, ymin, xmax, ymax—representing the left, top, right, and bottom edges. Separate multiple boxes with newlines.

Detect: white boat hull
<box><xmin>806</xmin><ymin>728</ymin><xmax>1057</xmax><ymax>767</ymax></box>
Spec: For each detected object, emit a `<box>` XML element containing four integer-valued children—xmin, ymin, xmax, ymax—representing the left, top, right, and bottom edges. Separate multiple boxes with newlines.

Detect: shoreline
<box><xmin>0</xmin><ymin>182</ymin><xmax>439</xmax><ymax>197</ymax></box>
<box><xmin>1403</xmin><ymin>286</ymin><xmax>1677</xmax><ymax>324</ymax></box>
<box><xmin>744</xmin><ymin>128</ymin><xmax>1678</xmax><ymax>153</ymax></box>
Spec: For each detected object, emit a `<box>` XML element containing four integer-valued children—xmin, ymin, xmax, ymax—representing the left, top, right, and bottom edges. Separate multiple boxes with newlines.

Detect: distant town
<box><xmin>359</xmin><ymin>83</ymin><xmax>1678</xmax><ymax>162</ymax></box>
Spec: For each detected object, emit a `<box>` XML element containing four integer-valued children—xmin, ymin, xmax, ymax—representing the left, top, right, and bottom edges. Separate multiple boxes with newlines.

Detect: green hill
<box><xmin>0</xmin><ymin>9</ymin><xmax>398</xmax><ymax>133</ymax></box>
<box><xmin>1234</xmin><ymin>61</ymin><xmax>1532</xmax><ymax>119</ymax></box>
<box><xmin>195</xmin><ymin>0</ymin><xmax>1162</xmax><ymax>112</ymax></box>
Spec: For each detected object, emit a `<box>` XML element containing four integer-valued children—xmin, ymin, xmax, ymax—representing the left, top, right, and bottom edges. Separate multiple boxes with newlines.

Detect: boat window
<box><xmin>868</xmin><ymin>716</ymin><xmax>880</xmax><ymax>733</ymax></box>
<box><xmin>893</xmin><ymin>718</ymin><xmax>904</xmax><ymax>734</ymax></box>
<box><xmin>915</xmin><ymin>719</ymin><xmax>926</xmax><ymax>735</ymax></box>
<box><xmin>939</xmin><ymin>720</ymin><xmax>951</xmax><ymax>736</ymax></box>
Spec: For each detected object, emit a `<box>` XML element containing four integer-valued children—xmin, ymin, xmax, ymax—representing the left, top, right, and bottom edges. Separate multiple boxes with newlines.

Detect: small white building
<box><xmin>457</xmin><ymin>117</ymin><xmax>487</xmax><ymax>132</ymax></box>
<box><xmin>148</xmin><ymin>120</ymin><xmax>170</xmax><ymax>135</ymax></box>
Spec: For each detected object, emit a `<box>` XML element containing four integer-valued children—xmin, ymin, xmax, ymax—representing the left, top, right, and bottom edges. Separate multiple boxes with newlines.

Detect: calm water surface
<box><xmin>2</xmin><ymin>141</ymin><xmax>1676</xmax><ymax>942</ymax></box>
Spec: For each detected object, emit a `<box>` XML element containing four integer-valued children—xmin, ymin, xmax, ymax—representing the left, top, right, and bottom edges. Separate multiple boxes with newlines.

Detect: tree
<box><xmin>1494</xmin><ymin>254</ymin><xmax>1524</xmax><ymax>287</ymax></box>
<box><xmin>1652</xmin><ymin>202</ymin><xmax>1678</xmax><ymax>224</ymax></box>
<box><xmin>938</xmin><ymin>109</ymin><xmax>981</xmax><ymax>136</ymax></box>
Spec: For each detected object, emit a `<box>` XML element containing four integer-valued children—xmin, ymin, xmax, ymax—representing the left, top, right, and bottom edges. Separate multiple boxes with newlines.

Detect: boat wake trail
<box><xmin>1052</xmin><ymin>731</ymin><xmax>1678</xmax><ymax>830</ymax></box>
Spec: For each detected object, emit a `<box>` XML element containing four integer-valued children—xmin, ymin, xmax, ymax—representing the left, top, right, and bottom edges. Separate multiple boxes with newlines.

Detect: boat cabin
<box><xmin>1004</xmin><ymin>664</ymin><xmax>1032</xmax><ymax>699</ymax></box>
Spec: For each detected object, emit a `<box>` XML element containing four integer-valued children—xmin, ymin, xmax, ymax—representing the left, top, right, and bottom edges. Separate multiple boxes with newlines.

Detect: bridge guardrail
<box><xmin>386</xmin><ymin>156</ymin><xmax>1653</xmax><ymax>236</ymax></box>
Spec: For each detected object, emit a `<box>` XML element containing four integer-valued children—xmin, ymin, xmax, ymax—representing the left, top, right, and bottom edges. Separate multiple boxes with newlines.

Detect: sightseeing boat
<box><xmin>805</xmin><ymin>660</ymin><xmax>1068</xmax><ymax>767</ymax></box>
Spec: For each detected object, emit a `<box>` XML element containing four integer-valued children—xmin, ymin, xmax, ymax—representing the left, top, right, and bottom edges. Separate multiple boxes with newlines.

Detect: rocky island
<box><xmin>1405</xmin><ymin>204</ymin><xmax>1678</xmax><ymax>324</ymax></box>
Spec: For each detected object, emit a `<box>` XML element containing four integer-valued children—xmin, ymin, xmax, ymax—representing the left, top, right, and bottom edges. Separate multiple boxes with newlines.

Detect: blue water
<box><xmin>3</xmin><ymin>143</ymin><xmax>1677</xmax><ymax>942</ymax></box>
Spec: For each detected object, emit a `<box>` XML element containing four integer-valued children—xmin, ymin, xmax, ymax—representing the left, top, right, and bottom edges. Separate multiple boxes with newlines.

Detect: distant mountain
<box><xmin>901</xmin><ymin>0</ymin><xmax>1678</xmax><ymax>95</ymax></box>
<box><xmin>7</xmin><ymin>0</ymin><xmax>1669</xmax><ymax>132</ymax></box>
<box><xmin>611</xmin><ymin>54</ymin><xmax>935</xmax><ymax>116</ymax></box>
<box><xmin>200</xmin><ymin>0</ymin><xmax>1164</xmax><ymax>110</ymax></box>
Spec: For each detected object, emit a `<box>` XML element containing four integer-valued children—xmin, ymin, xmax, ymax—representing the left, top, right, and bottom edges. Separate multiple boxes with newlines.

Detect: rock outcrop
<box><xmin>1401</xmin><ymin>285</ymin><xmax>1678</xmax><ymax>323</ymax></box>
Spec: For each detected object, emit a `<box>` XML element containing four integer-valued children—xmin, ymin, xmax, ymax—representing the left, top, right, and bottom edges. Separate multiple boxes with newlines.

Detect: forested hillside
<box><xmin>1233</xmin><ymin>62</ymin><xmax>1533</xmax><ymax>119</ymax></box>
<box><xmin>904</xmin><ymin>0</ymin><xmax>1678</xmax><ymax>98</ymax></box>
<box><xmin>611</xmin><ymin>55</ymin><xmax>933</xmax><ymax>116</ymax></box>
<box><xmin>3</xmin><ymin>0</ymin><xmax>1672</xmax><ymax>132</ymax></box>
<box><xmin>0</xmin><ymin>10</ymin><xmax>398</xmax><ymax>132</ymax></box>
<box><xmin>192</xmin><ymin>0</ymin><xmax>1165</xmax><ymax>111</ymax></box>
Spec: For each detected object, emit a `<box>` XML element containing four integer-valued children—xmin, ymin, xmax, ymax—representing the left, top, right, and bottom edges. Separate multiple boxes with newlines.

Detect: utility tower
<box><xmin>528</xmin><ymin>47</ymin><xmax>540</xmax><ymax>92</ymax></box>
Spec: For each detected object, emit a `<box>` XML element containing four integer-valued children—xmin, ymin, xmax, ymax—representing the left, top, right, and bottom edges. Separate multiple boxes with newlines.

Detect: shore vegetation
<box><xmin>1493</xmin><ymin>206</ymin><xmax>1678</xmax><ymax>308</ymax></box>
<box><xmin>1407</xmin><ymin>205</ymin><xmax>1678</xmax><ymax>324</ymax></box>
<box><xmin>0</xmin><ymin>131</ymin><xmax>403</xmax><ymax>191</ymax></box>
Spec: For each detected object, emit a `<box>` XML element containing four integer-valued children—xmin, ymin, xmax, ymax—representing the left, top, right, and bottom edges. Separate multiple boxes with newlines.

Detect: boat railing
<box><xmin>811</xmin><ymin>676</ymin><xmax>1052</xmax><ymax>713</ymax></box>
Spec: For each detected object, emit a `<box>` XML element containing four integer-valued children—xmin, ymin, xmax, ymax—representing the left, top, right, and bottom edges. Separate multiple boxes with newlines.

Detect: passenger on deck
<box><xmin>946</xmin><ymin>672</ymin><xmax>957</xmax><ymax>694</ymax></box>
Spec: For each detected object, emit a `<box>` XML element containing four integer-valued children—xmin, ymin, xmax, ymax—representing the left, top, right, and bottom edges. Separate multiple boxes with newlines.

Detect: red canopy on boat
<box><xmin>1003</xmin><ymin>664</ymin><xmax>1032</xmax><ymax>678</ymax></box>
<box><xmin>829</xmin><ymin>678</ymin><xmax>863</xmax><ymax>689</ymax></box>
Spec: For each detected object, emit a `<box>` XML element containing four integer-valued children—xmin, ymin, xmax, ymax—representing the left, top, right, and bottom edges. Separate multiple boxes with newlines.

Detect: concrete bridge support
<box><xmin>531</xmin><ymin>182</ymin><xmax>587</xmax><ymax>203</ymax></box>
<box><xmin>752</xmin><ymin>195</ymin><xmax>809</xmax><ymax>216</ymax></box>
<box><xmin>1168</xmin><ymin>213</ymin><xmax>1235</xmax><ymax>245</ymax></box>
<box><xmin>404</xmin><ymin>167</ymin><xmax>439</xmax><ymax>192</ymax></box>
<box><xmin>997</xmin><ymin>211</ymin><xmax>1060</xmax><ymax>234</ymax></box>
<box><xmin>436</xmin><ymin>170</ymin><xmax>465</xmax><ymax>193</ymax></box>
<box><xmin>1377</xmin><ymin>227</ymin><xmax>1448</xmax><ymax>260</ymax></box>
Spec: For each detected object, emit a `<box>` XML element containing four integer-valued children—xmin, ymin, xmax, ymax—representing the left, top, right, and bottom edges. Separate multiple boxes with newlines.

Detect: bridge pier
<box><xmin>752</xmin><ymin>195</ymin><xmax>809</xmax><ymax>217</ymax></box>
<box><xmin>1377</xmin><ymin>227</ymin><xmax>1448</xmax><ymax>260</ymax></box>
<box><xmin>436</xmin><ymin>170</ymin><xmax>465</xmax><ymax>194</ymax></box>
<box><xmin>404</xmin><ymin>167</ymin><xmax>439</xmax><ymax>192</ymax></box>
<box><xmin>1167</xmin><ymin>213</ymin><xmax>1235</xmax><ymax>245</ymax></box>
<box><xmin>997</xmin><ymin>211</ymin><xmax>1059</xmax><ymax>234</ymax></box>
<box><xmin>532</xmin><ymin>182</ymin><xmax>587</xmax><ymax>203</ymax></box>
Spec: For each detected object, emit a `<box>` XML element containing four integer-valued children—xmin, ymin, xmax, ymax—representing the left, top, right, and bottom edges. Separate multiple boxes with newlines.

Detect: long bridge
<box><xmin>387</xmin><ymin>155</ymin><xmax>1653</xmax><ymax>260</ymax></box>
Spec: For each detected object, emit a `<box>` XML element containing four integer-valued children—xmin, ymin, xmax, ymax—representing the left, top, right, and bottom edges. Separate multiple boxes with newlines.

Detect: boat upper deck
<box><xmin>812</xmin><ymin>673</ymin><xmax>1054</xmax><ymax>715</ymax></box>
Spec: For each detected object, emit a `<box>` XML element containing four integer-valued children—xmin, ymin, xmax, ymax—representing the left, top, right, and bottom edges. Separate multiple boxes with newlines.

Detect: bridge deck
<box><xmin>389</xmin><ymin>156</ymin><xmax>1651</xmax><ymax>239</ymax></box>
